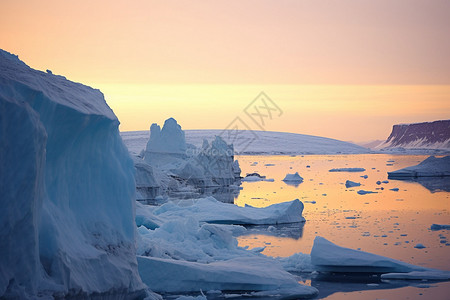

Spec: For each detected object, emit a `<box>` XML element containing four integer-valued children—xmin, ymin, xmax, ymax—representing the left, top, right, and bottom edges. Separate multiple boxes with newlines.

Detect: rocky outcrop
<box><xmin>378</xmin><ymin>120</ymin><xmax>450</xmax><ymax>150</ymax></box>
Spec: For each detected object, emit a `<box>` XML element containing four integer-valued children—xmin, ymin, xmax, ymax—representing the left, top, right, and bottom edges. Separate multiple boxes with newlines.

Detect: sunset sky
<box><xmin>1</xmin><ymin>0</ymin><xmax>449</xmax><ymax>142</ymax></box>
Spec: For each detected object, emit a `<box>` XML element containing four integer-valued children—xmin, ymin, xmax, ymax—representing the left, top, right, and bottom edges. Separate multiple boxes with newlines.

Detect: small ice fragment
<box><xmin>329</xmin><ymin>168</ymin><xmax>366</xmax><ymax>172</ymax></box>
<box><xmin>390</xmin><ymin>188</ymin><xmax>399</xmax><ymax>192</ymax></box>
<box><xmin>345</xmin><ymin>180</ymin><xmax>361</xmax><ymax>188</ymax></box>
<box><xmin>357</xmin><ymin>190</ymin><xmax>378</xmax><ymax>195</ymax></box>
<box><xmin>414</xmin><ymin>243</ymin><xmax>426</xmax><ymax>249</ymax></box>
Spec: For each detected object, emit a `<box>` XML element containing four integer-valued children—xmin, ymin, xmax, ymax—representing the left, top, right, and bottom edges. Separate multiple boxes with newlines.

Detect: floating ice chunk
<box><xmin>151</xmin><ymin>197</ymin><xmax>306</xmax><ymax>225</ymax></box>
<box><xmin>311</xmin><ymin>236</ymin><xmax>428</xmax><ymax>273</ymax></box>
<box><xmin>329</xmin><ymin>168</ymin><xmax>366</xmax><ymax>172</ymax></box>
<box><xmin>277</xmin><ymin>252</ymin><xmax>314</xmax><ymax>273</ymax></box>
<box><xmin>388</xmin><ymin>156</ymin><xmax>450</xmax><ymax>178</ymax></box>
<box><xmin>242</xmin><ymin>173</ymin><xmax>274</xmax><ymax>182</ymax></box>
<box><xmin>430</xmin><ymin>224</ymin><xmax>450</xmax><ymax>231</ymax></box>
<box><xmin>381</xmin><ymin>270</ymin><xmax>450</xmax><ymax>280</ymax></box>
<box><xmin>414</xmin><ymin>243</ymin><xmax>426</xmax><ymax>249</ymax></box>
<box><xmin>357</xmin><ymin>190</ymin><xmax>378</xmax><ymax>195</ymax></box>
<box><xmin>345</xmin><ymin>180</ymin><xmax>361</xmax><ymax>188</ymax></box>
<box><xmin>361</xmin><ymin>175</ymin><xmax>369</xmax><ymax>179</ymax></box>
<box><xmin>282</xmin><ymin>172</ymin><xmax>304</xmax><ymax>182</ymax></box>
<box><xmin>137</xmin><ymin>256</ymin><xmax>318</xmax><ymax>296</ymax></box>
<box><xmin>390</xmin><ymin>188</ymin><xmax>399</xmax><ymax>192</ymax></box>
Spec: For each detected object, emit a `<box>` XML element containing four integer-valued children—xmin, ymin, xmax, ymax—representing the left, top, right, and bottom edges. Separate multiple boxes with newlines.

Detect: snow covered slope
<box><xmin>377</xmin><ymin>120</ymin><xmax>450</xmax><ymax>151</ymax></box>
<box><xmin>121</xmin><ymin>129</ymin><xmax>370</xmax><ymax>155</ymax></box>
<box><xmin>0</xmin><ymin>49</ymin><xmax>144</xmax><ymax>298</ymax></box>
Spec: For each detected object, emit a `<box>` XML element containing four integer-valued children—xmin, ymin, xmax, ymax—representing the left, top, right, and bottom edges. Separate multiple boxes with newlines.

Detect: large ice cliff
<box><xmin>0</xmin><ymin>49</ymin><xmax>144</xmax><ymax>298</ymax></box>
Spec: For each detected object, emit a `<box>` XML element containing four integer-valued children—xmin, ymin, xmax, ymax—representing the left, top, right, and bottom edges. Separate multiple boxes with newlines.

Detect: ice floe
<box><xmin>282</xmin><ymin>172</ymin><xmax>304</xmax><ymax>182</ymax></box>
<box><xmin>345</xmin><ymin>180</ymin><xmax>361</xmax><ymax>188</ymax></box>
<box><xmin>329</xmin><ymin>168</ymin><xmax>366</xmax><ymax>172</ymax></box>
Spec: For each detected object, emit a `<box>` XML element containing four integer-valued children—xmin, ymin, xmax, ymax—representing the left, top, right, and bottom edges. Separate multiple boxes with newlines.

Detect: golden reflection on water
<box><xmin>235</xmin><ymin>154</ymin><xmax>450</xmax><ymax>270</ymax></box>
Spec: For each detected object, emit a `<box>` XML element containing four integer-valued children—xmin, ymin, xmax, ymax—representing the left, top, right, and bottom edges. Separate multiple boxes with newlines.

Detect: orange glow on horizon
<box><xmin>1</xmin><ymin>1</ymin><xmax>449</xmax><ymax>142</ymax></box>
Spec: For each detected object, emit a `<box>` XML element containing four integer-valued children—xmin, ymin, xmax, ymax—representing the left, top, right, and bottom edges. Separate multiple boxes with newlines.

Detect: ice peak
<box><xmin>145</xmin><ymin>117</ymin><xmax>187</xmax><ymax>155</ymax></box>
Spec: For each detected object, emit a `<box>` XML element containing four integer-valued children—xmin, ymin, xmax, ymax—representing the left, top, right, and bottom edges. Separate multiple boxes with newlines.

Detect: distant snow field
<box><xmin>121</xmin><ymin>129</ymin><xmax>371</xmax><ymax>155</ymax></box>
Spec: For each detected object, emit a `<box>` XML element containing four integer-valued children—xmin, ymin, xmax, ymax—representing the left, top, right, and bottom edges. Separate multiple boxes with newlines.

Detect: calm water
<box><xmin>234</xmin><ymin>154</ymin><xmax>450</xmax><ymax>299</ymax></box>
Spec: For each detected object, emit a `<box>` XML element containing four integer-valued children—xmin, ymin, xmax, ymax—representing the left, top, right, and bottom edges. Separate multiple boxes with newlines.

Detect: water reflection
<box><xmin>239</xmin><ymin>222</ymin><xmax>305</xmax><ymax>240</ymax></box>
<box><xmin>391</xmin><ymin>177</ymin><xmax>450</xmax><ymax>193</ymax></box>
<box><xmin>309</xmin><ymin>273</ymin><xmax>449</xmax><ymax>299</ymax></box>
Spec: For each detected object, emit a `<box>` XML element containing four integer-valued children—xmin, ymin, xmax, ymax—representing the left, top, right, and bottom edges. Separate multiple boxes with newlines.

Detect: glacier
<box><xmin>134</xmin><ymin>118</ymin><xmax>241</xmax><ymax>200</ymax></box>
<box><xmin>0</xmin><ymin>49</ymin><xmax>145</xmax><ymax>298</ymax></box>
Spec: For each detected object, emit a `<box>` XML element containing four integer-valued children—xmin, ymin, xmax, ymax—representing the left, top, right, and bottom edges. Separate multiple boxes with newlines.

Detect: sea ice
<box><xmin>148</xmin><ymin>197</ymin><xmax>306</xmax><ymax>225</ymax></box>
<box><xmin>345</xmin><ymin>180</ymin><xmax>361</xmax><ymax>188</ymax></box>
<box><xmin>311</xmin><ymin>236</ymin><xmax>428</xmax><ymax>273</ymax></box>
<box><xmin>329</xmin><ymin>168</ymin><xmax>366</xmax><ymax>172</ymax></box>
<box><xmin>357</xmin><ymin>190</ymin><xmax>378</xmax><ymax>195</ymax></box>
<box><xmin>414</xmin><ymin>243</ymin><xmax>426</xmax><ymax>249</ymax></box>
<box><xmin>282</xmin><ymin>172</ymin><xmax>304</xmax><ymax>182</ymax></box>
<box><xmin>137</xmin><ymin>256</ymin><xmax>318</xmax><ymax>296</ymax></box>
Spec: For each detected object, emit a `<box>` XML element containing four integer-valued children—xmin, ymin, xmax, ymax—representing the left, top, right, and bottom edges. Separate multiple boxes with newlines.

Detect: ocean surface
<box><xmin>233</xmin><ymin>154</ymin><xmax>449</xmax><ymax>299</ymax></box>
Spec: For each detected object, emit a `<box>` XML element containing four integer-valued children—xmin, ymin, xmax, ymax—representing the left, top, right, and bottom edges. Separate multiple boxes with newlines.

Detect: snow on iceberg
<box><xmin>311</xmin><ymin>236</ymin><xmax>428</xmax><ymax>273</ymax></box>
<box><xmin>0</xmin><ymin>49</ymin><xmax>144</xmax><ymax>298</ymax></box>
<box><xmin>388</xmin><ymin>155</ymin><xmax>450</xmax><ymax>178</ymax></box>
<box><xmin>137</xmin><ymin>256</ymin><xmax>318</xmax><ymax>296</ymax></box>
<box><xmin>283</xmin><ymin>172</ymin><xmax>304</xmax><ymax>182</ymax></box>
<box><xmin>150</xmin><ymin>197</ymin><xmax>306</xmax><ymax>225</ymax></box>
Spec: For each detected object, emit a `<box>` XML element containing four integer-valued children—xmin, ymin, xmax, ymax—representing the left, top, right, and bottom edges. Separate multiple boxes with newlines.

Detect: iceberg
<box><xmin>0</xmin><ymin>49</ymin><xmax>144</xmax><ymax>298</ymax></box>
<box><xmin>388</xmin><ymin>155</ymin><xmax>450</xmax><ymax>178</ymax></box>
<box><xmin>150</xmin><ymin>197</ymin><xmax>306</xmax><ymax>225</ymax></box>
<box><xmin>242</xmin><ymin>172</ymin><xmax>274</xmax><ymax>182</ymax></box>
<box><xmin>311</xmin><ymin>237</ymin><xmax>428</xmax><ymax>273</ymax></box>
<box><xmin>137</xmin><ymin>256</ymin><xmax>318</xmax><ymax>296</ymax></box>
<box><xmin>282</xmin><ymin>172</ymin><xmax>304</xmax><ymax>182</ymax></box>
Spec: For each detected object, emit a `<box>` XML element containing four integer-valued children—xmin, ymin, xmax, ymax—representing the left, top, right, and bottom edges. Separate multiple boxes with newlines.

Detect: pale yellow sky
<box><xmin>1</xmin><ymin>0</ymin><xmax>449</xmax><ymax>141</ymax></box>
